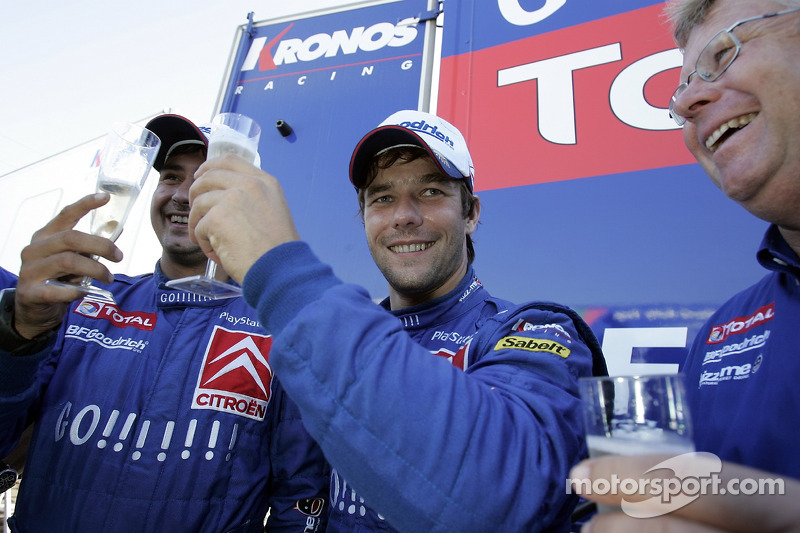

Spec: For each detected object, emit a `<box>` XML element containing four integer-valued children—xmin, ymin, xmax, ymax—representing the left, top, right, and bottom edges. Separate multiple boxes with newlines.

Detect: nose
<box><xmin>392</xmin><ymin>195</ymin><xmax>423</xmax><ymax>228</ymax></box>
<box><xmin>173</xmin><ymin>177</ymin><xmax>193</xmax><ymax>204</ymax></box>
<box><xmin>672</xmin><ymin>77</ymin><xmax>719</xmax><ymax>125</ymax></box>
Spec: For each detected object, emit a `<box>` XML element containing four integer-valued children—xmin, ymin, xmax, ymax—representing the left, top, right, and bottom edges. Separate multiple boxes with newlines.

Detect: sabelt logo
<box><xmin>241</xmin><ymin>21</ymin><xmax>418</xmax><ymax>72</ymax></box>
<box><xmin>707</xmin><ymin>303</ymin><xmax>775</xmax><ymax>344</ymax></box>
<box><xmin>494</xmin><ymin>336</ymin><xmax>570</xmax><ymax>358</ymax></box>
<box><xmin>74</xmin><ymin>298</ymin><xmax>156</xmax><ymax>331</ymax></box>
<box><xmin>193</xmin><ymin>327</ymin><xmax>274</xmax><ymax>421</ymax></box>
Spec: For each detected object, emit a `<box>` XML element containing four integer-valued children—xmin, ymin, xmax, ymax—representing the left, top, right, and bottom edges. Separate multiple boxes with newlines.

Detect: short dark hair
<box><xmin>356</xmin><ymin>146</ymin><xmax>478</xmax><ymax>264</ymax></box>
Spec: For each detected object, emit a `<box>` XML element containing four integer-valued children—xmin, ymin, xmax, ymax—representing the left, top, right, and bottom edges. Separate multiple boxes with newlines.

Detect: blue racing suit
<box><xmin>0</xmin><ymin>264</ymin><xmax>329</xmax><ymax>532</ymax></box>
<box><xmin>243</xmin><ymin>241</ymin><xmax>606</xmax><ymax>532</ymax></box>
<box><xmin>0</xmin><ymin>266</ymin><xmax>17</xmax><ymax>289</ymax></box>
<box><xmin>681</xmin><ymin>224</ymin><xmax>800</xmax><ymax>479</ymax></box>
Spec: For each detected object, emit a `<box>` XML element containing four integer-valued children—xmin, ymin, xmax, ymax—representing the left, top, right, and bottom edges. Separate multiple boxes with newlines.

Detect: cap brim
<box><xmin>145</xmin><ymin>114</ymin><xmax>208</xmax><ymax>171</ymax></box>
<box><xmin>349</xmin><ymin>125</ymin><xmax>464</xmax><ymax>189</ymax></box>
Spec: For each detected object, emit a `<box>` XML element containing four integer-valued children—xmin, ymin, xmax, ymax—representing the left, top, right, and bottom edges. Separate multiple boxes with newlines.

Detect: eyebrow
<box><xmin>160</xmin><ymin>162</ymin><xmax>189</xmax><ymax>173</ymax></box>
<box><xmin>367</xmin><ymin>172</ymin><xmax>449</xmax><ymax>195</ymax></box>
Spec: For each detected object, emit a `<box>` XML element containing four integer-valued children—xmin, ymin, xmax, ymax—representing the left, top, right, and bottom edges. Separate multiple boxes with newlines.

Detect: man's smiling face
<box><xmin>674</xmin><ymin>0</ymin><xmax>800</xmax><ymax>225</ymax></box>
<box><xmin>150</xmin><ymin>150</ymin><xmax>208</xmax><ymax>277</ymax></box>
<box><xmin>363</xmin><ymin>154</ymin><xmax>479</xmax><ymax>309</ymax></box>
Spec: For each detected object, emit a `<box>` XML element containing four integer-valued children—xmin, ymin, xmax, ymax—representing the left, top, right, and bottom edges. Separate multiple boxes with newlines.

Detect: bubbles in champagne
<box><xmin>207</xmin><ymin>124</ymin><xmax>258</xmax><ymax>164</ymax></box>
<box><xmin>92</xmin><ymin>178</ymin><xmax>141</xmax><ymax>241</ymax></box>
<box><xmin>94</xmin><ymin>220</ymin><xmax>120</xmax><ymax>240</ymax></box>
<box><xmin>207</xmin><ymin>140</ymin><xmax>257</xmax><ymax>164</ymax></box>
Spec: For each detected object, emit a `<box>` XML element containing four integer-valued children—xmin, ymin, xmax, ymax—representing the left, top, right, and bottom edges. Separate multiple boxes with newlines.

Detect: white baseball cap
<box><xmin>349</xmin><ymin>110</ymin><xmax>475</xmax><ymax>192</ymax></box>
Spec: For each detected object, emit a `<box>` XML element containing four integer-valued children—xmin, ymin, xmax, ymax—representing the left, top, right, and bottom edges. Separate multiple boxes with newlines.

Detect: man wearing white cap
<box><xmin>0</xmin><ymin>115</ymin><xmax>329</xmax><ymax>531</ymax></box>
<box><xmin>186</xmin><ymin>109</ymin><xmax>607</xmax><ymax>532</ymax></box>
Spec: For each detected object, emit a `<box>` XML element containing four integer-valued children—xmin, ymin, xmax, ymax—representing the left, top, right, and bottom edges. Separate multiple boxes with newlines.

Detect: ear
<box><xmin>465</xmin><ymin>195</ymin><xmax>481</xmax><ymax>235</ymax></box>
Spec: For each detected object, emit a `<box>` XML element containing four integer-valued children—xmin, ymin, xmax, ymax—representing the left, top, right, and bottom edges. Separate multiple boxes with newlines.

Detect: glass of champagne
<box><xmin>166</xmin><ymin>112</ymin><xmax>261</xmax><ymax>299</ymax></box>
<box><xmin>45</xmin><ymin>122</ymin><xmax>161</xmax><ymax>303</ymax></box>
<box><xmin>578</xmin><ymin>373</ymin><xmax>695</xmax><ymax>513</ymax></box>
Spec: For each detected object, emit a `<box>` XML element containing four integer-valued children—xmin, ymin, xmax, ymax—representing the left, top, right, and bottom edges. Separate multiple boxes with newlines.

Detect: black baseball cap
<box><xmin>145</xmin><ymin>114</ymin><xmax>209</xmax><ymax>171</ymax></box>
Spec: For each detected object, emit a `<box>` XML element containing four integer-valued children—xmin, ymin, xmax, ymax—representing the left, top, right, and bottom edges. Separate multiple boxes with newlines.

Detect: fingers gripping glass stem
<box><xmin>165</xmin><ymin>113</ymin><xmax>261</xmax><ymax>300</ymax></box>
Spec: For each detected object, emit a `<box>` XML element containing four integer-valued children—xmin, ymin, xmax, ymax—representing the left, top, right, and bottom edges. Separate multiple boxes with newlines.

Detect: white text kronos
<box><xmin>241</xmin><ymin>22</ymin><xmax>418</xmax><ymax>71</ymax></box>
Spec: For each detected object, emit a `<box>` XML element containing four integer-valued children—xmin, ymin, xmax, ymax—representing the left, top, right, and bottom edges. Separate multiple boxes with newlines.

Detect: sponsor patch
<box><xmin>699</xmin><ymin>360</ymin><xmax>757</xmax><ymax>386</ymax></box>
<box><xmin>494</xmin><ymin>336</ymin><xmax>570</xmax><ymax>358</ymax></box>
<box><xmin>74</xmin><ymin>298</ymin><xmax>156</xmax><ymax>331</ymax></box>
<box><xmin>294</xmin><ymin>497</ymin><xmax>325</xmax><ymax>518</ymax></box>
<box><xmin>431</xmin><ymin>341</ymin><xmax>470</xmax><ymax>370</ymax></box>
<box><xmin>65</xmin><ymin>324</ymin><xmax>149</xmax><ymax>353</ymax></box>
<box><xmin>707</xmin><ymin>303</ymin><xmax>774</xmax><ymax>344</ymax></box>
<box><xmin>702</xmin><ymin>331</ymin><xmax>770</xmax><ymax>365</ymax></box>
<box><xmin>512</xmin><ymin>319</ymin><xmax>573</xmax><ymax>342</ymax></box>
<box><xmin>192</xmin><ymin>326</ymin><xmax>274</xmax><ymax>421</ymax></box>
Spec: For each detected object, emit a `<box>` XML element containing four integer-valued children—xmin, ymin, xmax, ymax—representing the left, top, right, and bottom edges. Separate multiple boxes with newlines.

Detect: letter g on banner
<box><xmin>498</xmin><ymin>0</ymin><xmax>566</xmax><ymax>26</ymax></box>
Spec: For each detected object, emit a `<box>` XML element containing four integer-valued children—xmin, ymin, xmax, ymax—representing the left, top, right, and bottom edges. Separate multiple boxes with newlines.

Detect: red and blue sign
<box><xmin>219</xmin><ymin>0</ymin><xmax>769</xmax><ymax>372</ymax></box>
<box><xmin>435</xmin><ymin>0</ymin><xmax>765</xmax><ymax>312</ymax></box>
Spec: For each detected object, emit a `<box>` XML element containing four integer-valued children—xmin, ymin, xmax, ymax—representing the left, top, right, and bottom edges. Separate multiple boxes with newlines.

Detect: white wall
<box><xmin>0</xmin><ymin>131</ymin><xmax>162</xmax><ymax>277</ymax></box>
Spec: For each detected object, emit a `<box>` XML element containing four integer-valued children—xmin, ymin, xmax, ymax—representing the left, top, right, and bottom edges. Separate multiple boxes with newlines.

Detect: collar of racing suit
<box><xmin>380</xmin><ymin>267</ymin><xmax>492</xmax><ymax>331</ymax></box>
<box><xmin>757</xmin><ymin>224</ymin><xmax>800</xmax><ymax>283</ymax></box>
<box><xmin>153</xmin><ymin>261</ymin><xmax>240</xmax><ymax>310</ymax></box>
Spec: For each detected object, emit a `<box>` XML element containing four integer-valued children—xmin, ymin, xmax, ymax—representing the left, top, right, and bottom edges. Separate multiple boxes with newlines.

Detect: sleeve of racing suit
<box><xmin>264</xmin><ymin>383</ymin><xmax>330</xmax><ymax>532</ymax></box>
<box><xmin>243</xmin><ymin>241</ymin><xmax>593</xmax><ymax>532</ymax></box>
<box><xmin>0</xmin><ymin>343</ymin><xmax>55</xmax><ymax>457</ymax></box>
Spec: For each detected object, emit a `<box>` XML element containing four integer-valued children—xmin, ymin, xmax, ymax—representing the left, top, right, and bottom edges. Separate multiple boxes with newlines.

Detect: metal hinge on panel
<box><xmin>398</xmin><ymin>4</ymin><xmax>443</xmax><ymax>26</ymax></box>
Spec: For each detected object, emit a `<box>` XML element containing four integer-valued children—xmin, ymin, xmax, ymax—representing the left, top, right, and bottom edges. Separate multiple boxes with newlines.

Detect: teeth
<box><xmin>170</xmin><ymin>215</ymin><xmax>189</xmax><ymax>224</ymax></box>
<box><xmin>705</xmin><ymin>113</ymin><xmax>757</xmax><ymax>151</ymax></box>
<box><xmin>390</xmin><ymin>242</ymin><xmax>432</xmax><ymax>253</ymax></box>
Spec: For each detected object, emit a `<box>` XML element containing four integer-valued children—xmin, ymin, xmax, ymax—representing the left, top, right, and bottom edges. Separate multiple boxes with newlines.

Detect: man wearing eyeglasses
<box><xmin>569</xmin><ymin>0</ymin><xmax>800</xmax><ymax>531</ymax></box>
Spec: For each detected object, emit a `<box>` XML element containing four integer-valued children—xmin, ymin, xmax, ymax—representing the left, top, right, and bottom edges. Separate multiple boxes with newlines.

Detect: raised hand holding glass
<box><xmin>166</xmin><ymin>113</ymin><xmax>261</xmax><ymax>299</ymax></box>
<box><xmin>45</xmin><ymin>122</ymin><xmax>161</xmax><ymax>303</ymax></box>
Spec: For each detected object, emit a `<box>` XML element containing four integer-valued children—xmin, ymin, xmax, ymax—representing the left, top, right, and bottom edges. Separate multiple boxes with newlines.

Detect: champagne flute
<box><xmin>166</xmin><ymin>112</ymin><xmax>261</xmax><ymax>299</ymax></box>
<box><xmin>578</xmin><ymin>373</ymin><xmax>695</xmax><ymax>514</ymax></box>
<box><xmin>46</xmin><ymin>122</ymin><xmax>161</xmax><ymax>303</ymax></box>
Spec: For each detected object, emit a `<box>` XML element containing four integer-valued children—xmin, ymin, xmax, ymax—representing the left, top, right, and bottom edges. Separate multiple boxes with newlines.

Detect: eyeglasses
<box><xmin>669</xmin><ymin>6</ymin><xmax>800</xmax><ymax>126</ymax></box>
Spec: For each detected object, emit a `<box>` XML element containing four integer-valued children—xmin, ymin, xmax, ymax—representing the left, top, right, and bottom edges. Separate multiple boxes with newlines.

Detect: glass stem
<box><xmin>80</xmin><ymin>254</ymin><xmax>101</xmax><ymax>288</ymax></box>
<box><xmin>204</xmin><ymin>260</ymin><xmax>218</xmax><ymax>280</ymax></box>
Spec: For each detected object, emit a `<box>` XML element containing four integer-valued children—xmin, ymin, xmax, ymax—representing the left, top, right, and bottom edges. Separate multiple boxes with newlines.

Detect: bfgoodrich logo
<box><xmin>192</xmin><ymin>326</ymin><xmax>274</xmax><ymax>421</ymax></box>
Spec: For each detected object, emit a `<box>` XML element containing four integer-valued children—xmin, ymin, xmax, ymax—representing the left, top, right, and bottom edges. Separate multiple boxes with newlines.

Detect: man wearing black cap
<box><xmin>187</xmin><ymin>109</ymin><xmax>606</xmax><ymax>532</ymax></box>
<box><xmin>0</xmin><ymin>115</ymin><xmax>329</xmax><ymax>532</ymax></box>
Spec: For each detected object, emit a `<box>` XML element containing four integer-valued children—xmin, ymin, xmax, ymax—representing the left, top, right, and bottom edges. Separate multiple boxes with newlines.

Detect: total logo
<box><xmin>706</xmin><ymin>303</ymin><xmax>775</xmax><ymax>344</ymax></box>
<box><xmin>74</xmin><ymin>298</ymin><xmax>156</xmax><ymax>331</ymax></box>
<box><xmin>192</xmin><ymin>326</ymin><xmax>274</xmax><ymax>421</ymax></box>
<box><xmin>241</xmin><ymin>21</ymin><xmax>418</xmax><ymax>72</ymax></box>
